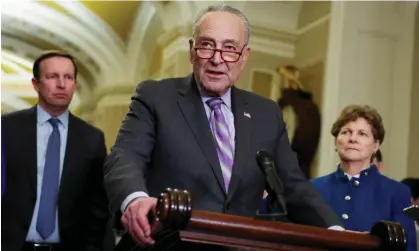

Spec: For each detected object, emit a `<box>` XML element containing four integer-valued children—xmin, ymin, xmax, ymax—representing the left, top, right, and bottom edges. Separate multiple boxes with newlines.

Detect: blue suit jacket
<box><xmin>310</xmin><ymin>165</ymin><xmax>417</xmax><ymax>251</ymax></box>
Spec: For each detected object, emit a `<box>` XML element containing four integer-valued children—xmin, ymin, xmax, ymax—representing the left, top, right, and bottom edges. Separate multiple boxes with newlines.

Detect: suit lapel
<box><xmin>177</xmin><ymin>75</ymin><xmax>226</xmax><ymax>195</ymax></box>
<box><xmin>227</xmin><ymin>87</ymin><xmax>251</xmax><ymax>201</ymax></box>
<box><xmin>23</xmin><ymin>107</ymin><xmax>38</xmax><ymax>192</ymax></box>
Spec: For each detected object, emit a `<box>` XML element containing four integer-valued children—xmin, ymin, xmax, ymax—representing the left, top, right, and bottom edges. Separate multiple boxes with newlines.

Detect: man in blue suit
<box><xmin>2</xmin><ymin>51</ymin><xmax>110</xmax><ymax>251</ymax></box>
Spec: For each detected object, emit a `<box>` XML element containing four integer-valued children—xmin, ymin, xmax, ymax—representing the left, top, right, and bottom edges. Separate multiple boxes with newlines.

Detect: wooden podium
<box><xmin>115</xmin><ymin>188</ymin><xmax>407</xmax><ymax>251</ymax></box>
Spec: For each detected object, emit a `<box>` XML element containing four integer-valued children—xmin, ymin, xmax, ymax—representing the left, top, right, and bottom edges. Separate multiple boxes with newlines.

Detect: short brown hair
<box><xmin>331</xmin><ymin>105</ymin><xmax>385</xmax><ymax>144</ymax></box>
<box><xmin>33</xmin><ymin>50</ymin><xmax>77</xmax><ymax>81</ymax></box>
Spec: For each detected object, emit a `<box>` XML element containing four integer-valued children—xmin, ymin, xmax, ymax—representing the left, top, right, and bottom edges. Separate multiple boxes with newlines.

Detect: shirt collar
<box><xmin>195</xmin><ymin>76</ymin><xmax>232</xmax><ymax>111</ymax></box>
<box><xmin>37</xmin><ymin>105</ymin><xmax>69</xmax><ymax>128</ymax></box>
<box><xmin>335</xmin><ymin>164</ymin><xmax>379</xmax><ymax>181</ymax></box>
<box><xmin>345</xmin><ymin>173</ymin><xmax>360</xmax><ymax>180</ymax></box>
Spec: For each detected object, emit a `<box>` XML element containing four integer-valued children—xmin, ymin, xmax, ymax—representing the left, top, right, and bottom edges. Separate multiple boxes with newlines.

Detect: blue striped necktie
<box><xmin>36</xmin><ymin>118</ymin><xmax>60</xmax><ymax>239</ymax></box>
<box><xmin>206</xmin><ymin>98</ymin><xmax>234</xmax><ymax>191</ymax></box>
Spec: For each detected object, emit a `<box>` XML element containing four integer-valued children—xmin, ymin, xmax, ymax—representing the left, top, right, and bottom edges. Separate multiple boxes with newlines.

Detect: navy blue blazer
<box><xmin>260</xmin><ymin>165</ymin><xmax>417</xmax><ymax>250</ymax></box>
<box><xmin>311</xmin><ymin>165</ymin><xmax>416</xmax><ymax>251</ymax></box>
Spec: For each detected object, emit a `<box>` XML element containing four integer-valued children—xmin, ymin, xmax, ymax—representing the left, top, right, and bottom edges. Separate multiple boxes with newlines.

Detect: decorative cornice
<box><xmin>296</xmin><ymin>55</ymin><xmax>326</xmax><ymax>69</ymax></box>
<box><xmin>2</xmin><ymin>26</ymin><xmax>99</xmax><ymax>89</ymax></box>
<box><xmin>1</xmin><ymin>2</ymin><xmax>127</xmax><ymax>86</ymax></box>
<box><xmin>295</xmin><ymin>14</ymin><xmax>330</xmax><ymax>36</ymax></box>
<box><xmin>250</xmin><ymin>24</ymin><xmax>297</xmax><ymax>43</ymax></box>
<box><xmin>250</xmin><ymin>35</ymin><xmax>295</xmax><ymax>58</ymax></box>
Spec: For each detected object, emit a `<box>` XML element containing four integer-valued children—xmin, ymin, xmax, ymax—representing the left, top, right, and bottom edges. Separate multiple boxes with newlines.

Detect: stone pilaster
<box><xmin>75</xmin><ymin>85</ymin><xmax>136</xmax><ymax>150</ymax></box>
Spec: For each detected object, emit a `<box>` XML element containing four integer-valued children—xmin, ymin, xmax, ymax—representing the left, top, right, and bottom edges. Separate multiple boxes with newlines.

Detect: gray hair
<box><xmin>192</xmin><ymin>4</ymin><xmax>250</xmax><ymax>44</ymax></box>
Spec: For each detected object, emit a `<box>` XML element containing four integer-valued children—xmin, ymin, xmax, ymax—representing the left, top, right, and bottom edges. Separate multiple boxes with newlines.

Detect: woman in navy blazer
<box><xmin>261</xmin><ymin>105</ymin><xmax>416</xmax><ymax>250</ymax></box>
<box><xmin>312</xmin><ymin>105</ymin><xmax>416</xmax><ymax>250</ymax></box>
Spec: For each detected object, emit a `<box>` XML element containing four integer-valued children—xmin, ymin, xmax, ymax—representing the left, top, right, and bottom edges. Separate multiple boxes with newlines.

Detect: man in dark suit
<box><xmin>2</xmin><ymin>51</ymin><xmax>110</xmax><ymax>251</ymax></box>
<box><xmin>104</xmin><ymin>4</ymin><xmax>342</xmax><ymax>247</ymax></box>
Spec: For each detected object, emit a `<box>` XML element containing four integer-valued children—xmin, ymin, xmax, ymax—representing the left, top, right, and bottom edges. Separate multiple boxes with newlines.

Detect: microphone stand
<box><xmin>255</xmin><ymin>189</ymin><xmax>289</xmax><ymax>223</ymax></box>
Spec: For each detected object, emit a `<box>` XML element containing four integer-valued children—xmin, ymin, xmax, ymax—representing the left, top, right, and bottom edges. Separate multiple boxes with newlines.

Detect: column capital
<box><xmin>73</xmin><ymin>84</ymin><xmax>135</xmax><ymax>119</ymax></box>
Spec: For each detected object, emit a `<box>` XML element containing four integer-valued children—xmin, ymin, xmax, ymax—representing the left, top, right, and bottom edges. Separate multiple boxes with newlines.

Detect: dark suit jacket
<box><xmin>2</xmin><ymin>139</ymin><xmax>5</xmax><ymax>198</ymax></box>
<box><xmin>105</xmin><ymin>74</ymin><xmax>341</xmax><ymax>228</ymax></box>
<box><xmin>1</xmin><ymin>106</ymin><xmax>110</xmax><ymax>251</ymax></box>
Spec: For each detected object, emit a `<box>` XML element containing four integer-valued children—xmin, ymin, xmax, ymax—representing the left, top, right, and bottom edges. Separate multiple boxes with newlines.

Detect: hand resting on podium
<box><xmin>121</xmin><ymin>197</ymin><xmax>158</xmax><ymax>246</ymax></box>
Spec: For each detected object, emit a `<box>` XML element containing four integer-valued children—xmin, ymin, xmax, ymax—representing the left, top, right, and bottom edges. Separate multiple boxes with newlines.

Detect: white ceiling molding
<box><xmin>1</xmin><ymin>94</ymin><xmax>33</xmax><ymax>111</ymax></box>
<box><xmin>250</xmin><ymin>35</ymin><xmax>295</xmax><ymax>58</ymax></box>
<box><xmin>2</xmin><ymin>1</ymin><xmax>124</xmax><ymax>83</ymax></box>
<box><xmin>126</xmin><ymin>1</ymin><xmax>157</xmax><ymax>83</ymax></box>
<box><xmin>295</xmin><ymin>55</ymin><xmax>327</xmax><ymax>69</ymax></box>
<box><xmin>2</xmin><ymin>22</ymin><xmax>103</xmax><ymax>91</ymax></box>
<box><xmin>296</xmin><ymin>14</ymin><xmax>331</xmax><ymax>36</ymax></box>
<box><xmin>1</xmin><ymin>76</ymin><xmax>33</xmax><ymax>86</ymax></box>
<box><xmin>1</xmin><ymin>35</ymin><xmax>44</xmax><ymax>64</ymax></box>
<box><xmin>1</xmin><ymin>19</ymin><xmax>102</xmax><ymax>85</ymax></box>
<box><xmin>1</xmin><ymin>36</ymin><xmax>90</xmax><ymax>95</ymax></box>
<box><xmin>1</xmin><ymin>51</ymin><xmax>33</xmax><ymax>76</ymax></box>
<box><xmin>1</xmin><ymin>84</ymin><xmax>37</xmax><ymax>101</ymax></box>
<box><xmin>55</xmin><ymin>0</ymin><xmax>126</xmax><ymax>64</ymax></box>
<box><xmin>2</xmin><ymin>51</ymin><xmax>33</xmax><ymax>69</ymax></box>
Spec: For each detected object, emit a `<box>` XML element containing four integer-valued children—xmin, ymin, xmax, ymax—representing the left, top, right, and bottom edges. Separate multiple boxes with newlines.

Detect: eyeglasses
<box><xmin>194</xmin><ymin>44</ymin><xmax>247</xmax><ymax>63</ymax></box>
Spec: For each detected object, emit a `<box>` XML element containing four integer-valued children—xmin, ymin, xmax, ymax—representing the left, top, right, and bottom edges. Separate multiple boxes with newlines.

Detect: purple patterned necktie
<box><xmin>206</xmin><ymin>98</ymin><xmax>234</xmax><ymax>191</ymax></box>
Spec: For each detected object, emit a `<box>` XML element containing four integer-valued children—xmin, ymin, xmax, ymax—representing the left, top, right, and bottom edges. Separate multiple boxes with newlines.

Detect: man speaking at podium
<box><xmin>104</xmin><ymin>4</ymin><xmax>343</xmax><ymax>248</ymax></box>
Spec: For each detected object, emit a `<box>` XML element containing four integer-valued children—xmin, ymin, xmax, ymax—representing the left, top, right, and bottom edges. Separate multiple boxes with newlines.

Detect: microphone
<box><xmin>256</xmin><ymin>150</ymin><xmax>288</xmax><ymax>216</ymax></box>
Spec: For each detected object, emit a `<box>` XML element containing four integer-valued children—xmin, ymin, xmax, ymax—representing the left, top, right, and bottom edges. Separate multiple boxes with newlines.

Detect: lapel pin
<box><xmin>244</xmin><ymin>112</ymin><xmax>251</xmax><ymax>119</ymax></box>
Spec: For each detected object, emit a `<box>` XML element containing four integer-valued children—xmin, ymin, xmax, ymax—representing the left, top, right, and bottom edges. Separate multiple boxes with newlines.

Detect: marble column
<box><xmin>78</xmin><ymin>85</ymin><xmax>135</xmax><ymax>151</ymax></box>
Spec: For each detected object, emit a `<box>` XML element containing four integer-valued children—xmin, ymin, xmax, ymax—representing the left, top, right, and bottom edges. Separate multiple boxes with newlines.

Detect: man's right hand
<box><xmin>121</xmin><ymin>197</ymin><xmax>158</xmax><ymax>246</ymax></box>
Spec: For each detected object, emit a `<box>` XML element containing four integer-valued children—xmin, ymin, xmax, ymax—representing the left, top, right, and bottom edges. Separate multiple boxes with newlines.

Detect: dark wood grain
<box><xmin>115</xmin><ymin>188</ymin><xmax>407</xmax><ymax>251</ymax></box>
<box><xmin>182</xmin><ymin>209</ymin><xmax>381</xmax><ymax>250</ymax></box>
